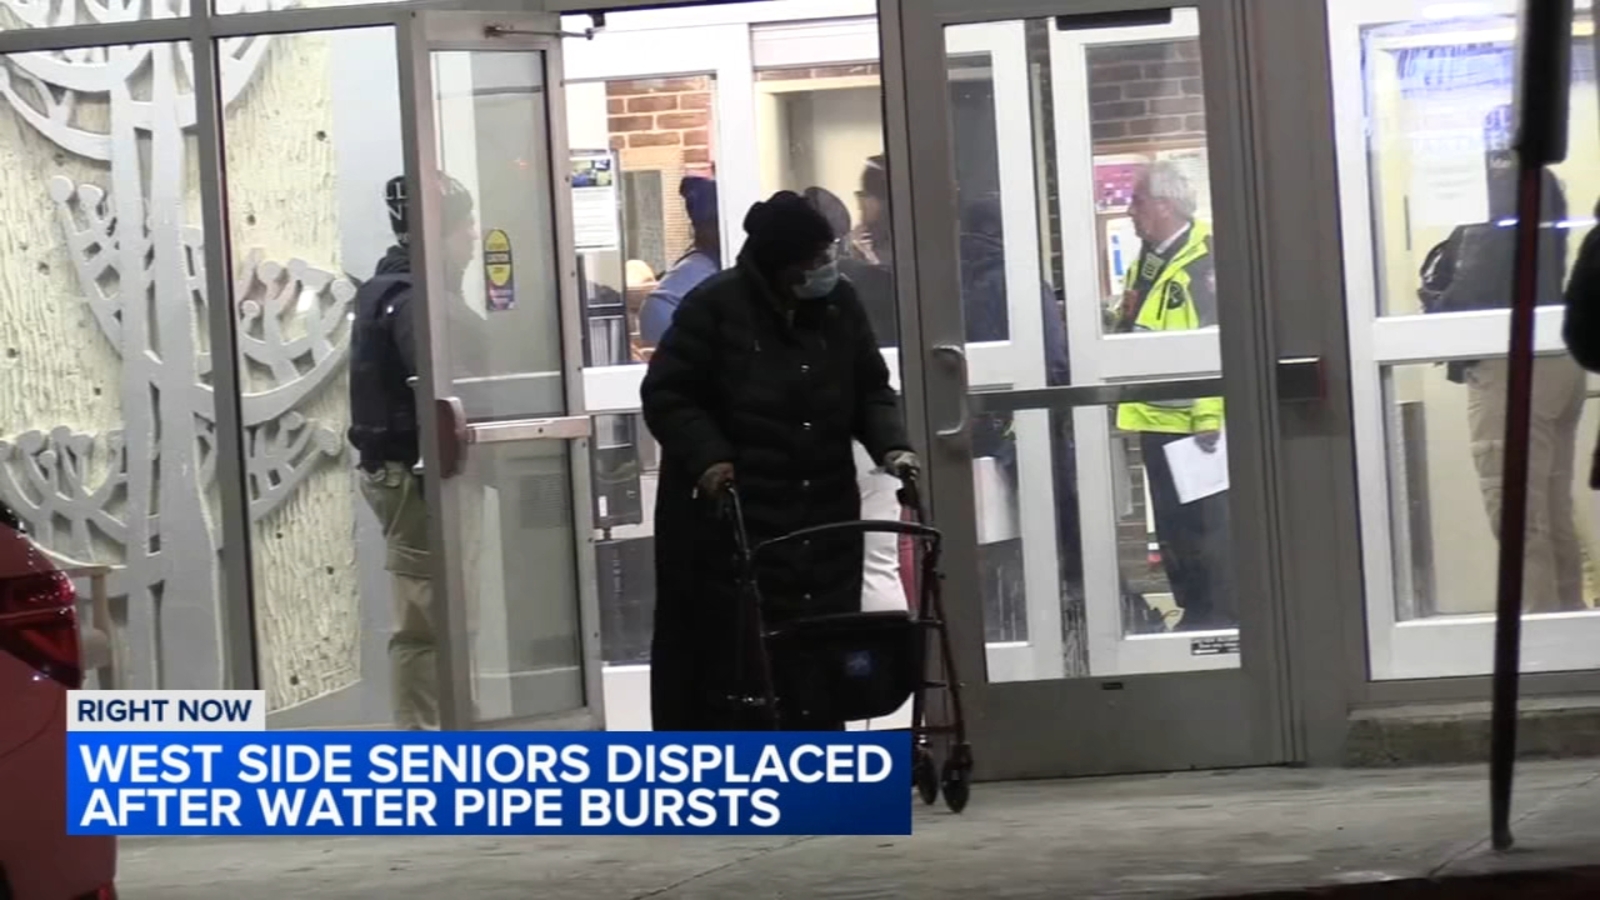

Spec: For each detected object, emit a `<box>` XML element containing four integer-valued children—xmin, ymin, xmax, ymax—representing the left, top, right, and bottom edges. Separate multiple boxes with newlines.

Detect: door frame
<box><xmin>397</xmin><ymin>8</ymin><xmax>605</xmax><ymax>731</ymax></box>
<box><xmin>558</xmin><ymin>0</ymin><xmax>1076</xmax><ymax>728</ymax></box>
<box><xmin>880</xmin><ymin>0</ymin><xmax>1297</xmax><ymax>779</ymax></box>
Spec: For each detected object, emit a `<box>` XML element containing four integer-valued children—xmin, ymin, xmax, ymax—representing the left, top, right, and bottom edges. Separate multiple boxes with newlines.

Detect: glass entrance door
<box><xmin>890</xmin><ymin>0</ymin><xmax>1313</xmax><ymax>777</ymax></box>
<box><xmin>399</xmin><ymin>11</ymin><xmax>602</xmax><ymax>730</ymax></box>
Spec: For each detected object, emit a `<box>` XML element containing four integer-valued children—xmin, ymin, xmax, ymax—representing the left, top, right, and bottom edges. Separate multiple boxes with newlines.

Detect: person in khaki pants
<box><xmin>1427</xmin><ymin>160</ymin><xmax>1587</xmax><ymax>613</ymax></box>
<box><xmin>1465</xmin><ymin>356</ymin><xmax>1588</xmax><ymax>612</ymax></box>
<box><xmin>359</xmin><ymin>464</ymin><xmax>438</xmax><ymax>728</ymax></box>
<box><xmin>349</xmin><ymin>173</ymin><xmax>479</xmax><ymax>729</ymax></box>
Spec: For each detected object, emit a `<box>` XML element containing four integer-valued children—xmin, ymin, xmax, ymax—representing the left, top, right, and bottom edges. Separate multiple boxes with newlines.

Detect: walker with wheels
<box><xmin>718</xmin><ymin>477</ymin><xmax>974</xmax><ymax>812</ymax></box>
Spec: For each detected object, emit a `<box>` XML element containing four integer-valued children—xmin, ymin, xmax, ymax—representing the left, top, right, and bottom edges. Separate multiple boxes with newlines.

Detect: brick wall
<box><xmin>1086</xmin><ymin>40</ymin><xmax>1207</xmax><ymax>148</ymax></box>
<box><xmin>606</xmin><ymin>76</ymin><xmax>715</xmax><ymax>165</ymax></box>
<box><xmin>604</xmin><ymin>77</ymin><xmax>718</xmax><ymax>279</ymax></box>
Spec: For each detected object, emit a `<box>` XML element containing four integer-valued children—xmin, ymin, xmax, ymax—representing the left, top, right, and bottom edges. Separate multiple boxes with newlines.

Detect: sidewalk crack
<box><xmin>628</xmin><ymin>836</ymin><xmax>822</xmax><ymax>900</ymax></box>
<box><xmin>1428</xmin><ymin>766</ymin><xmax>1600</xmax><ymax>878</ymax></box>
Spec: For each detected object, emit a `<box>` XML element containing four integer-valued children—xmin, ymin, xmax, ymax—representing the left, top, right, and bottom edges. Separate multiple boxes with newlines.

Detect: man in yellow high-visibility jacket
<box><xmin>1112</xmin><ymin>162</ymin><xmax>1235</xmax><ymax>632</ymax></box>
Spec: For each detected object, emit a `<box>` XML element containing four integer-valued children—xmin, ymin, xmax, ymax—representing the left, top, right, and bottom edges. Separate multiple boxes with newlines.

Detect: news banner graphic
<box><xmin>66</xmin><ymin>691</ymin><xmax>911</xmax><ymax>836</ymax></box>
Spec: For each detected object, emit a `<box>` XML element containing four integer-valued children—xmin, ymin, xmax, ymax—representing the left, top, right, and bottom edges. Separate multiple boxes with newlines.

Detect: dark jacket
<box><xmin>958</xmin><ymin>228</ymin><xmax>1081</xmax><ymax>581</ymax></box>
<box><xmin>960</xmin><ymin>229</ymin><xmax>1070</xmax><ymax>386</ymax></box>
<box><xmin>348</xmin><ymin>246</ymin><xmax>421</xmax><ymax>470</ymax></box>
<box><xmin>1419</xmin><ymin>177</ymin><xmax>1568</xmax><ymax>383</ymax></box>
<box><xmin>640</xmin><ymin>254</ymin><xmax>911</xmax><ymax>730</ymax></box>
<box><xmin>1564</xmin><ymin>199</ymin><xmax>1600</xmax><ymax>487</ymax></box>
<box><xmin>1429</xmin><ymin>221</ymin><xmax>1567</xmax><ymax>314</ymax></box>
<box><xmin>960</xmin><ymin>229</ymin><xmax>1072</xmax><ymax>464</ymax></box>
<box><xmin>1564</xmin><ymin>200</ymin><xmax>1600</xmax><ymax>372</ymax></box>
<box><xmin>839</xmin><ymin>257</ymin><xmax>898</xmax><ymax>347</ymax></box>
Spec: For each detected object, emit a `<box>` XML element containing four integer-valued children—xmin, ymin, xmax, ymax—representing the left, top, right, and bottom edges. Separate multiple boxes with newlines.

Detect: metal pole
<box><xmin>1490</xmin><ymin>0</ymin><xmax>1572</xmax><ymax>852</ymax></box>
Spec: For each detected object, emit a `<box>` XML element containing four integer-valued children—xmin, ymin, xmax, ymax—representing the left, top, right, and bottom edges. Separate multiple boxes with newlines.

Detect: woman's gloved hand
<box><xmin>697</xmin><ymin>462</ymin><xmax>735</xmax><ymax>499</ymax></box>
<box><xmin>884</xmin><ymin>450</ymin><xmax>921</xmax><ymax>481</ymax></box>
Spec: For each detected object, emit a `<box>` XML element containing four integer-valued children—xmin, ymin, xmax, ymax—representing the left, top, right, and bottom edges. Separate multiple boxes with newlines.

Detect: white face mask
<box><xmin>793</xmin><ymin>260</ymin><xmax>840</xmax><ymax>300</ymax></box>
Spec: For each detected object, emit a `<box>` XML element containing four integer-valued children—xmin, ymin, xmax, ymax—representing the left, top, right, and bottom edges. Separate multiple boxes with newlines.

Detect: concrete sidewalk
<box><xmin>115</xmin><ymin>760</ymin><xmax>1600</xmax><ymax>899</ymax></box>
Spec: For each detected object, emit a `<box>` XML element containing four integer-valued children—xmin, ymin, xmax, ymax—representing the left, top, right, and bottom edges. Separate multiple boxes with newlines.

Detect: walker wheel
<box><xmin>941</xmin><ymin>749</ymin><xmax>973</xmax><ymax>814</ymax></box>
<box><xmin>913</xmin><ymin>745</ymin><xmax>939</xmax><ymax>805</ymax></box>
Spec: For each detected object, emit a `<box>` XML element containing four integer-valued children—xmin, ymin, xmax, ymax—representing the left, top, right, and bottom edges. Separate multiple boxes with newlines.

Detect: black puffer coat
<box><xmin>640</xmin><ymin>255</ymin><xmax>911</xmax><ymax>730</ymax></box>
<box><xmin>1565</xmin><ymin>198</ymin><xmax>1600</xmax><ymax>487</ymax></box>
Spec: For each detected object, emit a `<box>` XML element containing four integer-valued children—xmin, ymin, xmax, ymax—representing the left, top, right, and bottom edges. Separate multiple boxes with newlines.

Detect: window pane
<box><xmin>0</xmin><ymin>43</ymin><xmax>218</xmax><ymax>690</ymax></box>
<box><xmin>566</xmin><ymin>76</ymin><xmax>720</xmax><ymax>361</ymax></box>
<box><xmin>952</xmin><ymin>12</ymin><xmax>1237</xmax><ymax>684</ymax></box>
<box><xmin>219</xmin><ymin>28</ymin><xmax>402</xmax><ymax>725</ymax></box>
<box><xmin>1358</xmin><ymin>12</ymin><xmax>1593</xmax><ymax>320</ymax></box>
<box><xmin>755</xmin><ymin>60</ymin><xmax>1014</xmax><ymax>349</ymax></box>
<box><xmin>1330</xmin><ymin>2</ymin><xmax>1600</xmax><ymax>678</ymax></box>
<box><xmin>594</xmin><ymin>413</ymin><xmax>654</xmax><ymax>666</ymax></box>
<box><xmin>755</xmin><ymin>64</ymin><xmax>900</xmax><ymax>346</ymax></box>
<box><xmin>566</xmin><ymin>20</ymin><xmax>910</xmax><ymax>736</ymax></box>
<box><xmin>566</xmin><ymin>74</ymin><xmax>722</xmax><ymax>693</ymax></box>
<box><xmin>1383</xmin><ymin>360</ymin><xmax>1597</xmax><ymax>620</ymax></box>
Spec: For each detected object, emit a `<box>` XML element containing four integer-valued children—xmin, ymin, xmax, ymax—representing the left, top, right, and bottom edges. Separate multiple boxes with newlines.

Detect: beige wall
<box><xmin>755</xmin><ymin>67</ymin><xmax>887</xmax><ymax>226</ymax></box>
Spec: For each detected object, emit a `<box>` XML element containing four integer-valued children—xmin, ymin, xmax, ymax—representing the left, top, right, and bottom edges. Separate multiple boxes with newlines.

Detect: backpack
<box><xmin>1417</xmin><ymin>229</ymin><xmax>1462</xmax><ymax>313</ymax></box>
<box><xmin>1420</xmin><ymin>225</ymin><xmax>1465</xmax><ymax>313</ymax></box>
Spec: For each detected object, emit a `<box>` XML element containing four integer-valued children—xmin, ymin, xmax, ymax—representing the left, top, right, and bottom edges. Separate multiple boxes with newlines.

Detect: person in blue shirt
<box><xmin>638</xmin><ymin>175</ymin><xmax>721</xmax><ymax>345</ymax></box>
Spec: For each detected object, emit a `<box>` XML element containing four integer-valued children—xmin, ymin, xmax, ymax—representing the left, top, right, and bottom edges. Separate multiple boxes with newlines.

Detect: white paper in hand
<box><xmin>1162</xmin><ymin>431</ymin><xmax>1229</xmax><ymax>504</ymax></box>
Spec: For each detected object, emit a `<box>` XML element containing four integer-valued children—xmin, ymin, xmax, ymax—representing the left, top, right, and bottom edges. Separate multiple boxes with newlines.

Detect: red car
<box><xmin>0</xmin><ymin>505</ymin><xmax>117</xmax><ymax>900</ymax></box>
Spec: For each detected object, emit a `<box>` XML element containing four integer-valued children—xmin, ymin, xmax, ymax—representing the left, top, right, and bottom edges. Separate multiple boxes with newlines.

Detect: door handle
<box><xmin>433</xmin><ymin>396</ymin><xmax>467</xmax><ymax>480</ymax></box>
<box><xmin>1276</xmin><ymin>356</ymin><xmax>1324</xmax><ymax>403</ymax></box>
<box><xmin>970</xmin><ymin>356</ymin><xmax>1326</xmax><ymax>414</ymax></box>
<box><xmin>467</xmin><ymin>416</ymin><xmax>592</xmax><ymax>443</ymax></box>
<box><xmin>933</xmin><ymin>343</ymin><xmax>970</xmax><ymax>439</ymax></box>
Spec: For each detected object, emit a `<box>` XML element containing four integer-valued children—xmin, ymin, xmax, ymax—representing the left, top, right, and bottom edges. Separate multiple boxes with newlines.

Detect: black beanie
<box><xmin>802</xmin><ymin>186</ymin><xmax>852</xmax><ymax>240</ymax></box>
<box><xmin>386</xmin><ymin>173</ymin><xmax>474</xmax><ymax>243</ymax></box>
<box><xmin>741</xmin><ymin>191</ymin><xmax>835</xmax><ymax>273</ymax></box>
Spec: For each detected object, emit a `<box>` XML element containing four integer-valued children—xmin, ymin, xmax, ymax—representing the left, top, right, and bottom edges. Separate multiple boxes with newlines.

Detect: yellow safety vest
<box><xmin>1116</xmin><ymin>222</ymin><xmax>1224</xmax><ymax>435</ymax></box>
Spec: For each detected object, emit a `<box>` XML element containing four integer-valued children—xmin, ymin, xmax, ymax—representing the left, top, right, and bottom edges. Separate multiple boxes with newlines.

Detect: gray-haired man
<box><xmin>1113</xmin><ymin>162</ymin><xmax>1235</xmax><ymax>632</ymax></box>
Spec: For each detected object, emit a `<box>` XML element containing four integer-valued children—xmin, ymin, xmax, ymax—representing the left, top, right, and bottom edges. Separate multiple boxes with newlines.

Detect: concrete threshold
<box><xmin>1346</xmin><ymin>695</ymin><xmax>1600</xmax><ymax>767</ymax></box>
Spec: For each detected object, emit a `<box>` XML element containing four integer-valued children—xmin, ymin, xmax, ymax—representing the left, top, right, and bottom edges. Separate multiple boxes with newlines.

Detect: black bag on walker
<box><xmin>765</xmin><ymin>611</ymin><xmax>922</xmax><ymax>724</ymax></box>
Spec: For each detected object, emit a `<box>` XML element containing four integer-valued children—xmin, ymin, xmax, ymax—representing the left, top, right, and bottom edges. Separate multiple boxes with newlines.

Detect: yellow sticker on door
<box><xmin>484</xmin><ymin>228</ymin><xmax>515</xmax><ymax>311</ymax></box>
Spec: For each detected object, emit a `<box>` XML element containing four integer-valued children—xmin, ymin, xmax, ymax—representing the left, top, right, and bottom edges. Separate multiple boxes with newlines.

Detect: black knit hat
<box><xmin>802</xmin><ymin>186</ymin><xmax>852</xmax><ymax>240</ymax></box>
<box><xmin>741</xmin><ymin>191</ymin><xmax>835</xmax><ymax>273</ymax></box>
<box><xmin>386</xmin><ymin>173</ymin><xmax>475</xmax><ymax>243</ymax></box>
<box><xmin>680</xmin><ymin>176</ymin><xmax>719</xmax><ymax>229</ymax></box>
